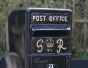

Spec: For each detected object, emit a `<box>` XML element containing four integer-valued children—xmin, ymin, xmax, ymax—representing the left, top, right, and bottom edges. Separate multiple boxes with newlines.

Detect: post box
<box><xmin>8</xmin><ymin>8</ymin><xmax>72</xmax><ymax>68</ymax></box>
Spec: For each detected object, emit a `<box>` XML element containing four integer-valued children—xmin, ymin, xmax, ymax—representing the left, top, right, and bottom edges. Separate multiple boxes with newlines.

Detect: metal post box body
<box><xmin>8</xmin><ymin>8</ymin><xmax>72</xmax><ymax>68</ymax></box>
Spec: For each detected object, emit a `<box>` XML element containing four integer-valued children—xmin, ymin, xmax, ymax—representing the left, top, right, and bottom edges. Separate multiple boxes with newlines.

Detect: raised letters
<box><xmin>32</xmin><ymin>15</ymin><xmax>46</xmax><ymax>22</ymax></box>
<box><xmin>36</xmin><ymin>38</ymin><xmax>67</xmax><ymax>53</ymax></box>
<box><xmin>48</xmin><ymin>16</ymin><xmax>68</xmax><ymax>22</ymax></box>
<box><xmin>32</xmin><ymin>13</ymin><xmax>69</xmax><ymax>23</ymax></box>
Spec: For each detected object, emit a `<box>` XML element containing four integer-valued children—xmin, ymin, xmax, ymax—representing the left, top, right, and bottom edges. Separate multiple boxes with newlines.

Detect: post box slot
<box><xmin>32</xmin><ymin>30</ymin><xmax>70</xmax><ymax>37</ymax></box>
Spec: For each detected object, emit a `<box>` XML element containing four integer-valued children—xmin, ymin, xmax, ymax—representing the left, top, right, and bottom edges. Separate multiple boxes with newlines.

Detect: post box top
<box><xmin>26</xmin><ymin>8</ymin><xmax>72</xmax><ymax>12</ymax></box>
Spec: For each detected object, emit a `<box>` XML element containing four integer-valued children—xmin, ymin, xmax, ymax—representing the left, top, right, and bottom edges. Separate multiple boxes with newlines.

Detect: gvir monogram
<box><xmin>36</xmin><ymin>38</ymin><xmax>67</xmax><ymax>53</ymax></box>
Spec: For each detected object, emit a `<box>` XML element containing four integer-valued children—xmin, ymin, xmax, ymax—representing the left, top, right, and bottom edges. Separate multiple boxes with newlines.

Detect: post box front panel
<box><xmin>27</xmin><ymin>9</ymin><xmax>72</xmax><ymax>68</ymax></box>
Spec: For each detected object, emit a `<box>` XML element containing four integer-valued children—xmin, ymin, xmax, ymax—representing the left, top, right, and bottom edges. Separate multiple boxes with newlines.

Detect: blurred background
<box><xmin>0</xmin><ymin>0</ymin><xmax>88</xmax><ymax>60</ymax></box>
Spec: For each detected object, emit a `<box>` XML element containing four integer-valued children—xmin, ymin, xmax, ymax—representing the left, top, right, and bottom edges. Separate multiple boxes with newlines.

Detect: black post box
<box><xmin>8</xmin><ymin>8</ymin><xmax>72</xmax><ymax>68</ymax></box>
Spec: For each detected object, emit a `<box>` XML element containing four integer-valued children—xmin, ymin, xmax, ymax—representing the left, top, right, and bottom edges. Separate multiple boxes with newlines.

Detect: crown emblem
<box><xmin>46</xmin><ymin>38</ymin><xmax>54</xmax><ymax>48</ymax></box>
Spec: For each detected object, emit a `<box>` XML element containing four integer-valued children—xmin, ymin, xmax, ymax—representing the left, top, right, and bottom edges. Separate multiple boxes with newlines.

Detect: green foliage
<box><xmin>24</xmin><ymin>0</ymin><xmax>64</xmax><ymax>8</ymax></box>
<box><xmin>0</xmin><ymin>15</ymin><xmax>4</xmax><ymax>32</ymax></box>
<box><xmin>0</xmin><ymin>15</ymin><xmax>5</xmax><ymax>59</ymax></box>
<box><xmin>72</xmin><ymin>51</ymin><xmax>88</xmax><ymax>60</ymax></box>
<box><xmin>0</xmin><ymin>50</ymin><xmax>5</xmax><ymax>60</ymax></box>
<box><xmin>29</xmin><ymin>0</ymin><xmax>45</xmax><ymax>7</ymax></box>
